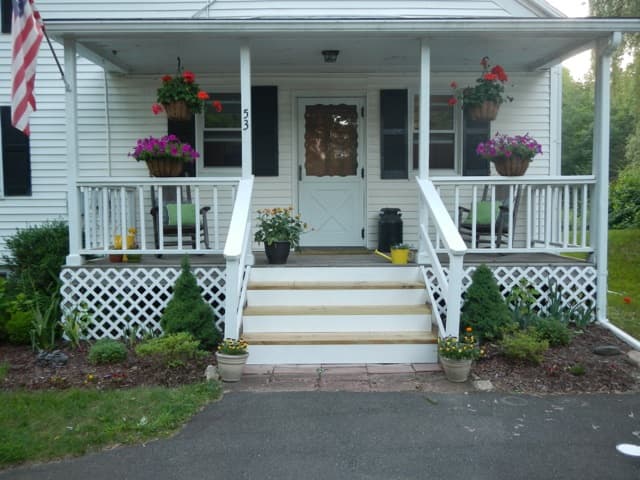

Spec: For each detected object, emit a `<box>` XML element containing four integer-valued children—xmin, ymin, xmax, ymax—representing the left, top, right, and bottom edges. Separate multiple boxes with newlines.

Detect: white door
<box><xmin>297</xmin><ymin>98</ymin><xmax>365</xmax><ymax>247</ymax></box>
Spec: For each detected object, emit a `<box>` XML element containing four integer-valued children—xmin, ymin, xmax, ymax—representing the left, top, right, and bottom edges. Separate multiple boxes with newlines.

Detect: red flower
<box><xmin>182</xmin><ymin>71</ymin><xmax>196</xmax><ymax>83</ymax></box>
<box><xmin>161</xmin><ymin>75</ymin><xmax>172</xmax><ymax>83</ymax></box>
<box><xmin>212</xmin><ymin>100</ymin><xmax>223</xmax><ymax>113</ymax></box>
<box><xmin>197</xmin><ymin>91</ymin><xmax>210</xmax><ymax>100</ymax></box>
<box><xmin>151</xmin><ymin>103</ymin><xmax>163</xmax><ymax>115</ymax></box>
<box><xmin>450</xmin><ymin>81</ymin><xmax>458</xmax><ymax>89</ymax></box>
<box><xmin>483</xmin><ymin>73</ymin><xmax>498</xmax><ymax>81</ymax></box>
<box><xmin>448</xmin><ymin>97</ymin><xmax>458</xmax><ymax>106</ymax></box>
<box><xmin>491</xmin><ymin>65</ymin><xmax>508</xmax><ymax>82</ymax></box>
<box><xmin>623</xmin><ymin>296</ymin><xmax>632</xmax><ymax>304</ymax></box>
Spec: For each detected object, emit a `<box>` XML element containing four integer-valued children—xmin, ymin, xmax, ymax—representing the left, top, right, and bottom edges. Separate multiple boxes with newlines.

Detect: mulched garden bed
<box><xmin>1</xmin><ymin>324</ymin><xmax>638</xmax><ymax>393</ymax></box>
<box><xmin>473</xmin><ymin>324</ymin><xmax>640</xmax><ymax>394</ymax></box>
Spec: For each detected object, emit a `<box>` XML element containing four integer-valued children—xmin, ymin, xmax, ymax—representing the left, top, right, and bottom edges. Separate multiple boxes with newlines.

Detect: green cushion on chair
<box><xmin>463</xmin><ymin>201</ymin><xmax>500</xmax><ymax>225</ymax></box>
<box><xmin>166</xmin><ymin>204</ymin><xmax>197</xmax><ymax>226</ymax></box>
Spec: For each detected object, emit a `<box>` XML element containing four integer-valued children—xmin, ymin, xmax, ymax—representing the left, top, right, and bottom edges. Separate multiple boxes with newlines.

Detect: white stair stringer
<box><xmin>241</xmin><ymin>266</ymin><xmax>437</xmax><ymax>365</ymax></box>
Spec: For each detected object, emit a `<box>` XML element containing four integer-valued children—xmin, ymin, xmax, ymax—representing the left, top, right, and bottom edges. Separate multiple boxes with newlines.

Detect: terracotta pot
<box><xmin>440</xmin><ymin>357</ymin><xmax>472</xmax><ymax>382</ymax></box>
<box><xmin>493</xmin><ymin>156</ymin><xmax>531</xmax><ymax>176</ymax></box>
<box><xmin>108</xmin><ymin>254</ymin><xmax>123</xmax><ymax>263</ymax></box>
<box><xmin>468</xmin><ymin>101</ymin><xmax>500</xmax><ymax>122</ymax></box>
<box><xmin>215</xmin><ymin>352</ymin><xmax>249</xmax><ymax>382</ymax></box>
<box><xmin>145</xmin><ymin>157</ymin><xmax>185</xmax><ymax>177</ymax></box>
<box><xmin>163</xmin><ymin>101</ymin><xmax>191</xmax><ymax>121</ymax></box>
<box><xmin>264</xmin><ymin>241</ymin><xmax>291</xmax><ymax>264</ymax></box>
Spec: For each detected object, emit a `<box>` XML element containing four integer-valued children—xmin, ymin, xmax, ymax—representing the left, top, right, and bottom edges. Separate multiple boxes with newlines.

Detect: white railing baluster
<box><xmin>194</xmin><ymin>185</ymin><xmax>201</xmax><ymax>250</ymax></box>
<box><xmin>101</xmin><ymin>188</ymin><xmax>109</xmax><ymax>251</ymax></box>
<box><xmin>471</xmin><ymin>184</ymin><xmax>477</xmax><ymax>249</ymax></box>
<box><xmin>582</xmin><ymin>184</ymin><xmax>589</xmax><ymax>248</ymax></box>
<box><xmin>563</xmin><ymin>184</ymin><xmax>570</xmax><ymax>247</ymax></box>
<box><xmin>138</xmin><ymin>186</ymin><xmax>146</xmax><ymax>250</ymax></box>
<box><xmin>526</xmin><ymin>185</ymin><xmax>532</xmax><ymax>248</ymax></box>
<box><xmin>119</xmin><ymin>187</ymin><xmax>127</xmax><ymax>253</ymax></box>
<box><xmin>158</xmin><ymin>186</ymin><xmax>164</xmax><ymax>251</ymax></box>
<box><xmin>572</xmin><ymin>186</ymin><xmax>578</xmax><ymax>246</ymax></box>
<box><xmin>176</xmin><ymin>186</ymin><xmax>183</xmax><ymax>250</ymax></box>
<box><xmin>214</xmin><ymin>186</ymin><xmax>220</xmax><ymax>251</ymax></box>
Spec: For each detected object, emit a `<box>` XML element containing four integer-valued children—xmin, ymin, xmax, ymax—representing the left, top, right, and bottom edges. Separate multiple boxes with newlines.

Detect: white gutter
<box><xmin>599</xmin><ymin>320</ymin><xmax>640</xmax><ymax>351</ymax></box>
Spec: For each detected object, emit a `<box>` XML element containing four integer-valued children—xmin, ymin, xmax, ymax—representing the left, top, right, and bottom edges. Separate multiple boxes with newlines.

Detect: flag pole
<box><xmin>42</xmin><ymin>25</ymin><xmax>71</xmax><ymax>92</ymax></box>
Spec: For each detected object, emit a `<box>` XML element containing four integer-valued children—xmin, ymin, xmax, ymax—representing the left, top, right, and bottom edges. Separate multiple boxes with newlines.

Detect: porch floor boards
<box><xmin>81</xmin><ymin>250</ymin><xmax>590</xmax><ymax>268</ymax></box>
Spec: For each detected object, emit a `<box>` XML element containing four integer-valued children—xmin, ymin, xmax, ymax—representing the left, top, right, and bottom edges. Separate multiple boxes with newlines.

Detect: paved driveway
<box><xmin>1</xmin><ymin>392</ymin><xmax>639</xmax><ymax>479</ymax></box>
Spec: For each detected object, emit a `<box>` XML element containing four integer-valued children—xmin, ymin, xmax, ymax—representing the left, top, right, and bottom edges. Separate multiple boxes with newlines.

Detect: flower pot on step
<box><xmin>264</xmin><ymin>241</ymin><xmax>291</xmax><ymax>264</ymax></box>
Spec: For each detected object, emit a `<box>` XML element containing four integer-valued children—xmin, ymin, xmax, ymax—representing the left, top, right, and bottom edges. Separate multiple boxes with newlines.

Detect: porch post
<box><xmin>417</xmin><ymin>40</ymin><xmax>431</xmax><ymax>264</ymax></box>
<box><xmin>240</xmin><ymin>44</ymin><xmax>252</xmax><ymax>179</ymax></box>
<box><xmin>592</xmin><ymin>33</ymin><xmax>621</xmax><ymax>323</ymax></box>
<box><xmin>64</xmin><ymin>38</ymin><xmax>82</xmax><ymax>266</ymax></box>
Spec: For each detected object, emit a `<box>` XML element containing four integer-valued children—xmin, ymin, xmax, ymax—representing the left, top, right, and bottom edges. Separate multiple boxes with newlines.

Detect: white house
<box><xmin>1</xmin><ymin>0</ymin><xmax>639</xmax><ymax>363</ymax></box>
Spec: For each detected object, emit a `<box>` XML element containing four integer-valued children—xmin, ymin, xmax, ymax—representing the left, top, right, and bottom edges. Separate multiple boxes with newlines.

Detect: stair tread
<box><xmin>248</xmin><ymin>281</ymin><xmax>424</xmax><ymax>290</ymax></box>
<box><xmin>243</xmin><ymin>304</ymin><xmax>432</xmax><ymax>316</ymax></box>
<box><xmin>243</xmin><ymin>331</ymin><xmax>437</xmax><ymax>345</ymax></box>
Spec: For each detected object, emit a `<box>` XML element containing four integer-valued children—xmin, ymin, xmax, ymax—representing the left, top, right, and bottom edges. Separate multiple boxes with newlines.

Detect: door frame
<box><xmin>295</xmin><ymin>95</ymin><xmax>367</xmax><ymax>247</ymax></box>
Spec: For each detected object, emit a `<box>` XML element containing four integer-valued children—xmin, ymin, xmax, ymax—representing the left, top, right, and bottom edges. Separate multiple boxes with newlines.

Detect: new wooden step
<box><xmin>242</xmin><ymin>331</ymin><xmax>437</xmax><ymax>345</ymax></box>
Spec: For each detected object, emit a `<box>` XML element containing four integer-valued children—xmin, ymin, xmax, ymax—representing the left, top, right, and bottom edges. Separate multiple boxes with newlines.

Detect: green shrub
<box><xmin>2</xmin><ymin>221</ymin><xmax>69</xmax><ymax>296</ymax></box>
<box><xmin>61</xmin><ymin>303</ymin><xmax>91</xmax><ymax>350</ymax></box>
<box><xmin>461</xmin><ymin>264</ymin><xmax>513</xmax><ymax>342</ymax></box>
<box><xmin>6</xmin><ymin>311</ymin><xmax>33</xmax><ymax>345</ymax></box>
<box><xmin>29</xmin><ymin>291</ymin><xmax>61</xmax><ymax>351</ymax></box>
<box><xmin>0</xmin><ymin>277</ymin><xmax>9</xmax><ymax>342</ymax></box>
<box><xmin>88</xmin><ymin>339</ymin><xmax>128</xmax><ymax>365</ymax></box>
<box><xmin>160</xmin><ymin>257</ymin><xmax>220</xmax><ymax>350</ymax></box>
<box><xmin>505</xmin><ymin>279</ymin><xmax>540</xmax><ymax>329</ymax></box>
<box><xmin>534</xmin><ymin>318</ymin><xmax>572</xmax><ymax>347</ymax></box>
<box><xmin>500</xmin><ymin>328</ymin><xmax>549</xmax><ymax>365</ymax></box>
<box><xmin>610</xmin><ymin>161</ymin><xmax>640</xmax><ymax>229</ymax></box>
<box><xmin>135</xmin><ymin>332</ymin><xmax>205</xmax><ymax>367</ymax></box>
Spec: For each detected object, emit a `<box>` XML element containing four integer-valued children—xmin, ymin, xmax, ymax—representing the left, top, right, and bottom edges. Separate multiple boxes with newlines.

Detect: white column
<box><xmin>593</xmin><ymin>33</ymin><xmax>621</xmax><ymax>323</ymax></box>
<box><xmin>240</xmin><ymin>45</ymin><xmax>252</xmax><ymax>179</ymax></box>
<box><xmin>64</xmin><ymin>38</ymin><xmax>82</xmax><ymax>266</ymax></box>
<box><xmin>418</xmin><ymin>40</ymin><xmax>430</xmax><ymax>179</ymax></box>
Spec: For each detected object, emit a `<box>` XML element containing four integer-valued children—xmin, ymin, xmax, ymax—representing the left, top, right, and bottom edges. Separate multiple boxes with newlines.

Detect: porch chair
<box><xmin>458</xmin><ymin>184</ymin><xmax>521</xmax><ymax>248</ymax></box>
<box><xmin>150</xmin><ymin>185</ymin><xmax>211</xmax><ymax>256</ymax></box>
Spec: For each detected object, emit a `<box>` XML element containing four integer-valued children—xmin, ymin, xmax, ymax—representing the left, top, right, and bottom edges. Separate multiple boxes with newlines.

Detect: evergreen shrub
<box><xmin>88</xmin><ymin>339</ymin><xmax>128</xmax><ymax>365</ymax></box>
<box><xmin>500</xmin><ymin>328</ymin><xmax>549</xmax><ymax>364</ymax></box>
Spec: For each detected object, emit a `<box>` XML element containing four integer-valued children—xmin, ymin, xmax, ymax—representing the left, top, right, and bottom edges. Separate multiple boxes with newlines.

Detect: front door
<box><xmin>297</xmin><ymin>98</ymin><xmax>365</xmax><ymax>247</ymax></box>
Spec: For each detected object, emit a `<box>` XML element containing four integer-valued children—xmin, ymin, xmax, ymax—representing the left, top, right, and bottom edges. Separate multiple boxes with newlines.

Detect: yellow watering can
<box><xmin>374</xmin><ymin>246</ymin><xmax>410</xmax><ymax>265</ymax></box>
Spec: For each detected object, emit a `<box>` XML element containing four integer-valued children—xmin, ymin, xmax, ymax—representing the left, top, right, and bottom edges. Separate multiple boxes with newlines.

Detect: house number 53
<box><xmin>243</xmin><ymin>109</ymin><xmax>250</xmax><ymax>131</ymax></box>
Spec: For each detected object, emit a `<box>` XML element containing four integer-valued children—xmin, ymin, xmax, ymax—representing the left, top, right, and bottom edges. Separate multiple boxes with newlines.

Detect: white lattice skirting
<box><xmin>60</xmin><ymin>267</ymin><xmax>226</xmax><ymax>339</ymax></box>
<box><xmin>425</xmin><ymin>265</ymin><xmax>597</xmax><ymax>323</ymax></box>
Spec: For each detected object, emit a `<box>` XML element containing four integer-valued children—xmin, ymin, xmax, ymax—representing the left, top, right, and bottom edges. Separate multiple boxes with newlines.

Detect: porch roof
<box><xmin>46</xmin><ymin>17</ymin><xmax>640</xmax><ymax>74</ymax></box>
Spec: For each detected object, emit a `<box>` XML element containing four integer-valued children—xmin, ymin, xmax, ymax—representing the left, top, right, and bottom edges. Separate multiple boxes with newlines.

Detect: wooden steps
<box><xmin>242</xmin><ymin>266</ymin><xmax>437</xmax><ymax>364</ymax></box>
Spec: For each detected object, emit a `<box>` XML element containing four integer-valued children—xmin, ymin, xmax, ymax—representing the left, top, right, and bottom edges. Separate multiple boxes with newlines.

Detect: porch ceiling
<box><xmin>46</xmin><ymin>18</ymin><xmax>640</xmax><ymax>75</ymax></box>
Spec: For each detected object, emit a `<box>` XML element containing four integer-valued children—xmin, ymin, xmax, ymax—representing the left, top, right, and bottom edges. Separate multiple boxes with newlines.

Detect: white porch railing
<box><xmin>76</xmin><ymin>177</ymin><xmax>241</xmax><ymax>257</ymax></box>
<box><xmin>223</xmin><ymin>176</ymin><xmax>255</xmax><ymax>340</ymax></box>
<box><xmin>431</xmin><ymin>176</ymin><xmax>595</xmax><ymax>253</ymax></box>
<box><xmin>417</xmin><ymin>177</ymin><xmax>467</xmax><ymax>338</ymax></box>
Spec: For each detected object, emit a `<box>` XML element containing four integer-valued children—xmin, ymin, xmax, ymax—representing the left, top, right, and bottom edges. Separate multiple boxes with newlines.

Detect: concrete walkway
<box><xmin>232</xmin><ymin>363</ymin><xmax>484</xmax><ymax>393</ymax></box>
<box><xmin>2</xmin><ymin>391</ymin><xmax>639</xmax><ymax>479</ymax></box>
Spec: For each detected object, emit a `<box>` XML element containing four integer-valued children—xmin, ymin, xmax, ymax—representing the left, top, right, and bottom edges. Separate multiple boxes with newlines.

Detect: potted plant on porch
<box><xmin>475</xmin><ymin>133</ymin><xmax>542</xmax><ymax>176</ymax></box>
<box><xmin>449</xmin><ymin>56</ymin><xmax>512</xmax><ymax>121</ymax></box>
<box><xmin>254</xmin><ymin>207</ymin><xmax>308</xmax><ymax>264</ymax></box>
<box><xmin>215</xmin><ymin>337</ymin><xmax>249</xmax><ymax>382</ymax></box>
<box><xmin>438</xmin><ymin>327</ymin><xmax>483</xmax><ymax>382</ymax></box>
<box><xmin>129</xmin><ymin>134</ymin><xmax>200</xmax><ymax>177</ymax></box>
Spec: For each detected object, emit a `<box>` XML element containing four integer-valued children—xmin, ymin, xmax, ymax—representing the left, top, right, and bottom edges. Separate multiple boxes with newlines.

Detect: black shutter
<box><xmin>380</xmin><ymin>89</ymin><xmax>408</xmax><ymax>179</ymax></box>
<box><xmin>462</xmin><ymin>113</ymin><xmax>490</xmax><ymax>176</ymax></box>
<box><xmin>1</xmin><ymin>106</ymin><xmax>31</xmax><ymax>196</ymax></box>
<box><xmin>1</xmin><ymin>0</ymin><xmax>11</xmax><ymax>34</ymax></box>
<box><xmin>167</xmin><ymin>117</ymin><xmax>196</xmax><ymax>177</ymax></box>
<box><xmin>251</xmin><ymin>86</ymin><xmax>278</xmax><ymax>176</ymax></box>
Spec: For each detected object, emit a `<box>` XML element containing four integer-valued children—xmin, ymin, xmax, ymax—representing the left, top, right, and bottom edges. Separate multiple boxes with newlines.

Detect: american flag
<box><xmin>11</xmin><ymin>0</ymin><xmax>43</xmax><ymax>136</ymax></box>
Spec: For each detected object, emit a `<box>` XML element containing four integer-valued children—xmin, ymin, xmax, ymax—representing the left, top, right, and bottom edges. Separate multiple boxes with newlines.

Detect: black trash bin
<box><xmin>378</xmin><ymin>208</ymin><xmax>403</xmax><ymax>252</ymax></box>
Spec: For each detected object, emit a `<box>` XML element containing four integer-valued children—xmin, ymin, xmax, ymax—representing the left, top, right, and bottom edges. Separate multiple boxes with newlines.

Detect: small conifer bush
<box><xmin>460</xmin><ymin>264</ymin><xmax>513</xmax><ymax>342</ymax></box>
<box><xmin>88</xmin><ymin>339</ymin><xmax>128</xmax><ymax>365</ymax></box>
<box><xmin>160</xmin><ymin>257</ymin><xmax>221</xmax><ymax>350</ymax></box>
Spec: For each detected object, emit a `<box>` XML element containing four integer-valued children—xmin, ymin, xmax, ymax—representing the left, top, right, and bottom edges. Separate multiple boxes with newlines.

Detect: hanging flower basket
<box><xmin>468</xmin><ymin>100</ymin><xmax>500</xmax><ymax>122</ymax></box>
<box><xmin>163</xmin><ymin>101</ymin><xmax>191</xmax><ymax>121</ymax></box>
<box><xmin>493</xmin><ymin>156</ymin><xmax>531</xmax><ymax>176</ymax></box>
<box><xmin>145</xmin><ymin>157</ymin><xmax>185</xmax><ymax>177</ymax></box>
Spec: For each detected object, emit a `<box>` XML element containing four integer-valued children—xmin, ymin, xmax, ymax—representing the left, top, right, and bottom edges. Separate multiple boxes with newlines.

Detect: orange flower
<box><xmin>623</xmin><ymin>296</ymin><xmax>632</xmax><ymax>304</ymax></box>
<box><xmin>465</xmin><ymin>326</ymin><xmax>473</xmax><ymax>332</ymax></box>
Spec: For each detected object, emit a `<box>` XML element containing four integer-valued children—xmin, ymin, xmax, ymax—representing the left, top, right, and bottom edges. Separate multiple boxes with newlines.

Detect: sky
<box><xmin>544</xmin><ymin>0</ymin><xmax>591</xmax><ymax>80</ymax></box>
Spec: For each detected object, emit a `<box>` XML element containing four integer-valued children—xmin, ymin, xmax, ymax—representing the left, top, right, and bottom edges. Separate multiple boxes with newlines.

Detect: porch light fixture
<box><xmin>322</xmin><ymin>50</ymin><xmax>339</xmax><ymax>63</ymax></box>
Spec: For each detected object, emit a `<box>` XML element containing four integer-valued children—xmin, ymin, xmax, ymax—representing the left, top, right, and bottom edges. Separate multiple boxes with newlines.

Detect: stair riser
<box><xmin>247</xmin><ymin>344</ymin><xmax>438</xmax><ymax>364</ymax></box>
<box><xmin>243</xmin><ymin>314</ymin><xmax>432</xmax><ymax>333</ymax></box>
<box><xmin>250</xmin><ymin>266</ymin><xmax>422</xmax><ymax>283</ymax></box>
<box><xmin>247</xmin><ymin>289</ymin><xmax>428</xmax><ymax>306</ymax></box>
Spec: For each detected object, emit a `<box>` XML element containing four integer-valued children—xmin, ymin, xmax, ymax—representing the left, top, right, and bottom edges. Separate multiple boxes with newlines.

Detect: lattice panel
<box><xmin>424</xmin><ymin>265</ymin><xmax>597</xmax><ymax>327</ymax></box>
<box><xmin>60</xmin><ymin>266</ymin><xmax>227</xmax><ymax>339</ymax></box>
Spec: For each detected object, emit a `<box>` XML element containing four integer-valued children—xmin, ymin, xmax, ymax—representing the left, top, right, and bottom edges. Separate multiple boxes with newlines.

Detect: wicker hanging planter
<box><xmin>163</xmin><ymin>101</ymin><xmax>192</xmax><ymax>121</ymax></box>
<box><xmin>145</xmin><ymin>157</ymin><xmax>185</xmax><ymax>177</ymax></box>
<box><xmin>467</xmin><ymin>101</ymin><xmax>500</xmax><ymax>122</ymax></box>
<box><xmin>493</xmin><ymin>156</ymin><xmax>531</xmax><ymax>176</ymax></box>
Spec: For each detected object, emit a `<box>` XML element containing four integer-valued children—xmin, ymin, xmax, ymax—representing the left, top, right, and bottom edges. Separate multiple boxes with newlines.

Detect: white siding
<box><xmin>37</xmin><ymin>1</ymin><xmax>206</xmax><ymax>19</ymax></box>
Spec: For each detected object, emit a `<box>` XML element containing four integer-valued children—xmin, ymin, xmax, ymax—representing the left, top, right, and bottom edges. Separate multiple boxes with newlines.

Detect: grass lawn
<box><xmin>0</xmin><ymin>382</ymin><xmax>221</xmax><ymax>468</ymax></box>
<box><xmin>607</xmin><ymin>229</ymin><xmax>640</xmax><ymax>339</ymax></box>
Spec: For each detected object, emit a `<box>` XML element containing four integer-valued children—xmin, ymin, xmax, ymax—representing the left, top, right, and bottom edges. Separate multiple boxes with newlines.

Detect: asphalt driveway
<box><xmin>2</xmin><ymin>392</ymin><xmax>639</xmax><ymax>479</ymax></box>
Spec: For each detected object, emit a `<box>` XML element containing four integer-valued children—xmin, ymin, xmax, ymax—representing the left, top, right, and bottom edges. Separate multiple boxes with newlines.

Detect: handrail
<box><xmin>416</xmin><ymin>177</ymin><xmax>467</xmax><ymax>338</ymax></box>
<box><xmin>432</xmin><ymin>175</ymin><xmax>596</xmax><ymax>186</ymax></box>
<box><xmin>77</xmin><ymin>177</ymin><xmax>241</xmax><ymax>187</ymax></box>
<box><xmin>223</xmin><ymin>176</ymin><xmax>255</xmax><ymax>339</ymax></box>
